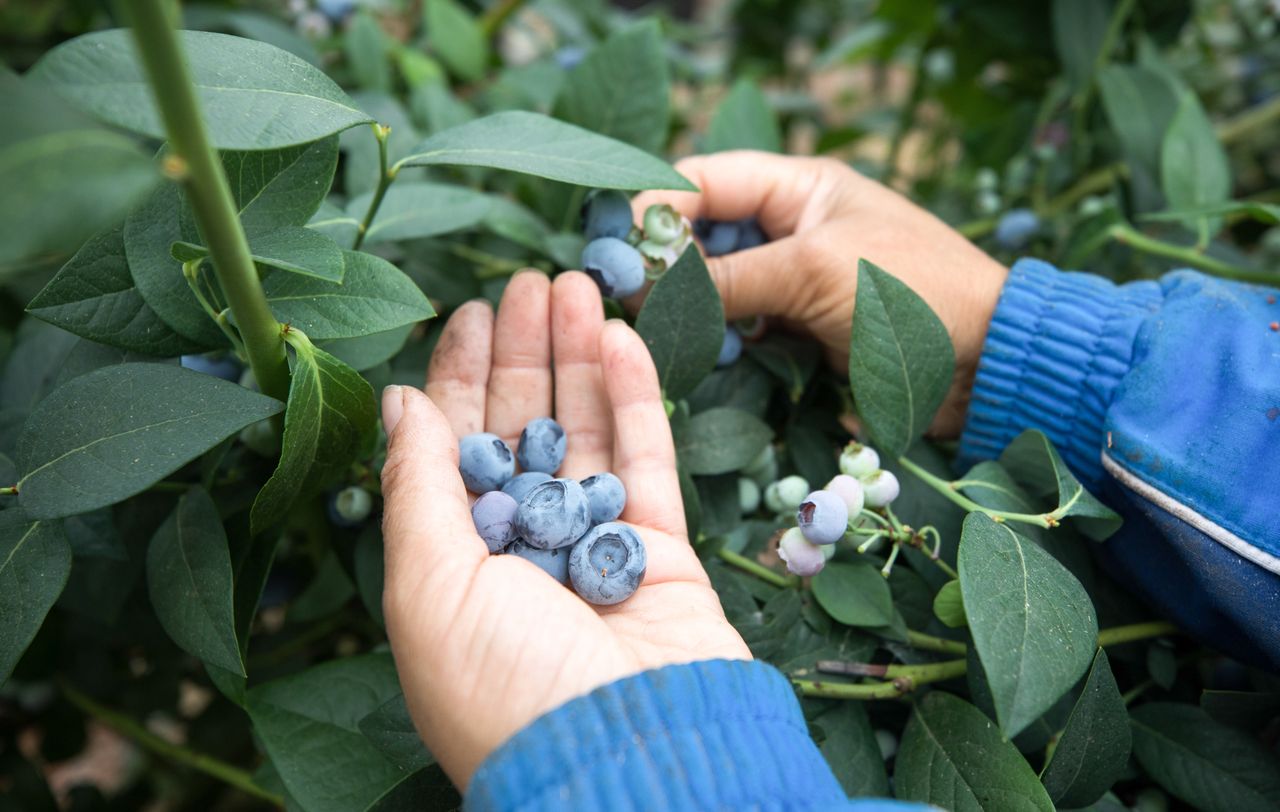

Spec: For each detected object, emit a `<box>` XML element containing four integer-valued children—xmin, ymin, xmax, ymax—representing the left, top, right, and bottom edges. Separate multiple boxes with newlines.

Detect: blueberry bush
<box><xmin>3</xmin><ymin>0</ymin><xmax>1279</xmax><ymax>810</ymax></box>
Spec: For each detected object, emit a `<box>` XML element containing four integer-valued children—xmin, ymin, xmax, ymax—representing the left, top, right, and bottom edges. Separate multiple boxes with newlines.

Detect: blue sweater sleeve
<box><xmin>464</xmin><ymin>658</ymin><xmax>928</xmax><ymax>811</ymax></box>
<box><xmin>959</xmin><ymin>259</ymin><xmax>1280</xmax><ymax>670</ymax></box>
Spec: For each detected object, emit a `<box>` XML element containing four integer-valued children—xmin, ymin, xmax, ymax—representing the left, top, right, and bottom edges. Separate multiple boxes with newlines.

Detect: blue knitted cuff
<box><xmin>957</xmin><ymin>258</ymin><xmax>1163</xmax><ymax>489</ymax></box>
<box><xmin>465</xmin><ymin>659</ymin><xmax>847</xmax><ymax>811</ymax></box>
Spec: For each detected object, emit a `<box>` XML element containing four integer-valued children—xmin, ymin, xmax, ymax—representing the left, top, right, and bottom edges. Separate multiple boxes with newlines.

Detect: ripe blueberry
<box><xmin>797</xmin><ymin>489</ymin><xmax>849</xmax><ymax>545</ymax></box>
<box><xmin>860</xmin><ymin>469</ymin><xmax>901</xmax><ymax>508</ymax></box>
<box><xmin>581</xmin><ymin>190</ymin><xmax>633</xmax><ymax>241</ymax></box>
<box><xmin>315</xmin><ymin>0</ymin><xmax>356</xmax><ymax>23</ymax></box>
<box><xmin>581</xmin><ymin>237</ymin><xmax>646</xmax><ymax>299</ymax></box>
<box><xmin>554</xmin><ymin>45</ymin><xmax>587</xmax><ymax>71</ymax></box>
<box><xmin>501</xmin><ymin>471</ymin><xmax>552</xmax><ymax>503</ymax></box>
<box><xmin>717</xmin><ymin>325</ymin><xmax>742</xmax><ymax>368</ymax></box>
<box><xmin>517</xmin><ymin>417</ymin><xmax>566</xmax><ymax>474</ymax></box>
<box><xmin>580</xmin><ymin>472</ymin><xmax>626</xmax><ymax>524</ymax></box>
<box><xmin>569</xmin><ymin>522</ymin><xmax>646</xmax><ymax>605</ymax></box>
<box><xmin>764</xmin><ymin>475</ymin><xmax>810</xmax><ymax>514</ymax></box>
<box><xmin>824</xmin><ymin>474</ymin><xmax>865</xmax><ymax>516</ymax></box>
<box><xmin>697</xmin><ymin>219</ymin><xmax>740</xmax><ymax>257</ymax></box>
<box><xmin>777</xmin><ymin>527</ymin><xmax>825</xmax><ymax>577</ymax></box>
<box><xmin>181</xmin><ymin>354</ymin><xmax>241</xmax><ymax>382</ymax></box>
<box><xmin>514</xmin><ymin>478</ymin><xmax>592</xmax><ymax>550</ymax></box>
<box><xmin>328</xmin><ymin>486</ymin><xmax>373</xmax><ymax>528</ymax></box>
<box><xmin>738</xmin><ymin>477</ymin><xmax>761</xmax><ymax>514</ymax></box>
<box><xmin>507</xmin><ymin>539</ymin><xmax>570</xmax><ymax>585</ymax></box>
<box><xmin>458</xmin><ymin>432</ymin><xmax>515</xmax><ymax>493</ymax></box>
<box><xmin>994</xmin><ymin>208</ymin><xmax>1040</xmax><ymax>250</ymax></box>
<box><xmin>471</xmin><ymin>491</ymin><xmax>518</xmax><ymax>553</ymax></box>
<box><xmin>735</xmin><ymin>218</ymin><xmax>766</xmax><ymax>251</ymax></box>
<box><xmin>838</xmin><ymin>442</ymin><xmax>880</xmax><ymax>478</ymax></box>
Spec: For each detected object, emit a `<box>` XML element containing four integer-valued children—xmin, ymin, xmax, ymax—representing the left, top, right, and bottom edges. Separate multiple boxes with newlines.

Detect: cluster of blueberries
<box><xmin>460</xmin><ymin>417</ymin><xmax>646</xmax><ymax>605</ymax></box>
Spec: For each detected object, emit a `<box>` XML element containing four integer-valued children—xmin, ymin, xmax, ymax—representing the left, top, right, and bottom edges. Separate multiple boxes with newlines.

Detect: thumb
<box><xmin>704</xmin><ymin>236</ymin><xmax>806</xmax><ymax>321</ymax></box>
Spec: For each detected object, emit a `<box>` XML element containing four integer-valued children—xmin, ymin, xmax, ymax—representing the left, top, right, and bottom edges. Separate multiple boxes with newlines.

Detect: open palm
<box><xmin>380</xmin><ymin>271</ymin><xmax>751</xmax><ymax>790</ymax></box>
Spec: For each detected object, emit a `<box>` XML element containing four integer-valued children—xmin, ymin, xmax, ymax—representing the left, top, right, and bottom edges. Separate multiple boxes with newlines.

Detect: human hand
<box><xmin>379</xmin><ymin>271</ymin><xmax>751</xmax><ymax>791</ymax></box>
<box><xmin>632</xmin><ymin>152</ymin><xmax>1008</xmax><ymax>436</ymax></box>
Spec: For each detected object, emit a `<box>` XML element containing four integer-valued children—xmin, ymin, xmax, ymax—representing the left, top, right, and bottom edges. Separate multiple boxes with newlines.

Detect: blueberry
<box><xmin>181</xmin><ymin>354</ymin><xmax>241</xmax><ymax>381</ymax></box>
<box><xmin>315</xmin><ymin>0</ymin><xmax>356</xmax><ymax>23</ymax></box>
<box><xmin>568</xmin><ymin>522</ymin><xmax>646</xmax><ymax>605</ymax></box>
<box><xmin>502</xmin><ymin>471</ymin><xmax>552</xmax><ymax>503</ymax></box>
<box><xmin>507</xmin><ymin>539</ymin><xmax>570</xmax><ymax>584</ymax></box>
<box><xmin>994</xmin><ymin>208</ymin><xmax>1040</xmax><ymax>250</ymax></box>
<box><xmin>514</xmin><ymin>478</ymin><xmax>592</xmax><ymax>549</ymax></box>
<box><xmin>699</xmin><ymin>220</ymin><xmax>740</xmax><ymax>257</ymax></box>
<box><xmin>738</xmin><ymin>477</ymin><xmax>760</xmax><ymax>514</ymax></box>
<box><xmin>581</xmin><ymin>190</ymin><xmax>633</xmax><ymax>241</ymax></box>
<box><xmin>797</xmin><ymin>490</ymin><xmax>849</xmax><ymax>545</ymax></box>
<box><xmin>458</xmin><ymin>432</ymin><xmax>515</xmax><ymax>493</ymax></box>
<box><xmin>824</xmin><ymin>474</ymin><xmax>865</xmax><ymax>516</ymax></box>
<box><xmin>716</xmin><ymin>325</ymin><xmax>742</xmax><ymax>368</ymax></box>
<box><xmin>581</xmin><ymin>472</ymin><xmax>626</xmax><ymax>524</ymax></box>
<box><xmin>838</xmin><ymin>442</ymin><xmax>880</xmax><ymax>478</ymax></box>
<box><xmin>517</xmin><ymin>417</ymin><xmax>566</xmax><ymax>474</ymax></box>
<box><xmin>860</xmin><ymin>469</ymin><xmax>901</xmax><ymax>508</ymax></box>
<box><xmin>735</xmin><ymin>218</ymin><xmax>767</xmax><ymax>251</ymax></box>
<box><xmin>471</xmin><ymin>491</ymin><xmax>518</xmax><ymax>553</ymax></box>
<box><xmin>554</xmin><ymin>45</ymin><xmax>587</xmax><ymax>71</ymax></box>
<box><xmin>643</xmin><ymin>204</ymin><xmax>685</xmax><ymax>245</ymax></box>
<box><xmin>777</xmin><ymin>527</ymin><xmax>825</xmax><ymax>577</ymax></box>
<box><xmin>581</xmin><ymin>237</ymin><xmax>646</xmax><ymax>299</ymax></box>
<box><xmin>763</xmin><ymin>475</ymin><xmax>809</xmax><ymax>514</ymax></box>
<box><xmin>974</xmin><ymin>167</ymin><xmax>999</xmax><ymax>191</ymax></box>
<box><xmin>328</xmin><ymin>486</ymin><xmax>372</xmax><ymax>528</ymax></box>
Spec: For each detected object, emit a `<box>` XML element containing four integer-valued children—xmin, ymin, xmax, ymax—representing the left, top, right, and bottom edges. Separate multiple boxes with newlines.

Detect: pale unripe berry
<box><xmin>839</xmin><ymin>442</ymin><xmax>880</xmax><ymax>478</ymax></box>
<box><xmin>643</xmin><ymin>203</ymin><xmax>685</xmax><ymax>245</ymax></box>
<box><xmin>763</xmin><ymin>475</ymin><xmax>809</xmax><ymax>514</ymax></box>
<box><xmin>860</xmin><ymin>469</ymin><xmax>900</xmax><ymax>508</ymax></box>
<box><xmin>738</xmin><ymin>477</ymin><xmax>761</xmax><ymax>514</ymax></box>
<box><xmin>777</xmin><ymin>527</ymin><xmax>825</xmax><ymax>577</ymax></box>
<box><xmin>824</xmin><ymin>474</ymin><xmax>865</xmax><ymax>515</ymax></box>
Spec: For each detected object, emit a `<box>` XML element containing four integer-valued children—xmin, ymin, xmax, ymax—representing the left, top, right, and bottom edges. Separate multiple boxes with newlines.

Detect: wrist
<box><xmin>929</xmin><ymin>252</ymin><xmax>1008</xmax><ymax>438</ymax></box>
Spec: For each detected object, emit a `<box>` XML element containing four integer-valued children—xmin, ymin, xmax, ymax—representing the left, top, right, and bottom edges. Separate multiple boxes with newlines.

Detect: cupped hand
<box><xmin>379</xmin><ymin>271</ymin><xmax>751</xmax><ymax>791</ymax></box>
<box><xmin>632</xmin><ymin>152</ymin><xmax>1009</xmax><ymax>436</ymax></box>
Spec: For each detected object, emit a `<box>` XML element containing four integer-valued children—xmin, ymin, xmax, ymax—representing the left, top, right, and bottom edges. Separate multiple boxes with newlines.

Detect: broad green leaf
<box><xmin>176</xmin><ymin>226</ymin><xmax>346</xmax><ymax>283</ymax></box>
<box><xmin>16</xmin><ymin>363</ymin><xmax>283</xmax><ymax>519</ymax></box>
<box><xmin>1131</xmin><ymin>703</ymin><xmax>1280</xmax><ymax>812</ymax></box>
<box><xmin>1161</xmin><ymin>92</ymin><xmax>1232</xmax><ymax>238</ymax></box>
<box><xmin>0</xmin><ymin>511</ymin><xmax>71</xmax><ymax>684</ymax></box>
<box><xmin>398</xmin><ymin>111</ymin><xmax>696</xmax><ymax>191</ymax></box>
<box><xmin>703</xmin><ymin>78</ymin><xmax>782</xmax><ymax>154</ymax></box>
<box><xmin>0</xmin><ymin>321</ymin><xmax>82</xmax><ymax>414</ymax></box>
<box><xmin>251</xmin><ymin>331</ymin><xmax>377</xmax><ymax>534</ymax></box>
<box><xmin>354</xmin><ymin>527</ymin><xmax>386</xmax><ymax>626</ymax></box>
<box><xmin>308</xmin><ymin>200</ymin><xmax>362</xmax><ymax>249</ymax></box>
<box><xmin>319</xmin><ymin>325</ymin><xmax>415</xmax><ymax>372</ymax></box>
<box><xmin>1051</xmin><ymin>0</ymin><xmax>1110</xmax><ymax>88</ymax></box>
<box><xmin>341</xmin><ymin>94</ymin><xmax>422</xmax><ymax>197</ymax></box>
<box><xmin>345</xmin><ymin>12</ymin><xmax>393</xmax><ymax>93</ymax></box>
<box><xmin>1041</xmin><ymin>649</ymin><xmax>1130</xmax><ymax>807</ymax></box>
<box><xmin>0</xmin><ymin>69</ymin><xmax>157</xmax><ymax>271</ymax></box>
<box><xmin>811</xmin><ymin>562</ymin><xmax>895</xmax><ymax>628</ymax></box>
<box><xmin>146</xmin><ymin>487</ymin><xmax>243</xmax><ymax>675</ymax></box>
<box><xmin>959</xmin><ymin>513</ymin><xmax>1098</xmax><ymax>738</ymax></box>
<box><xmin>933</xmin><ymin>579</ymin><xmax>967</xmax><ymax>628</ymax></box>
<box><xmin>1144</xmin><ymin>200</ymin><xmax>1280</xmax><ymax>226</ymax></box>
<box><xmin>27</xmin><ymin>228</ymin><xmax>200</xmax><ymax>357</ymax></box>
<box><xmin>410</xmin><ymin>77</ymin><xmax>476</xmax><ymax>135</ymax></box>
<box><xmin>222</xmin><ymin>138</ymin><xmax>341</xmax><ymax>237</ymax></box>
<box><xmin>289</xmin><ymin>550</ymin><xmax>356</xmax><ymax>623</ymax></box>
<box><xmin>263</xmin><ymin>250</ymin><xmax>435</xmax><ymax>340</ymax></box>
<box><xmin>848</xmin><ymin>259</ymin><xmax>955</xmax><ymax>458</ymax></box>
<box><xmin>635</xmin><ymin>246</ymin><xmax>725</xmax><ymax>399</ymax></box>
<box><xmin>895</xmin><ymin>691</ymin><xmax>1055</xmax><ymax>811</ymax></box>
<box><xmin>1096</xmin><ymin>65</ymin><xmax>1180</xmax><ymax>175</ymax></box>
<box><xmin>1000</xmin><ymin>429</ymin><xmax>1121</xmax><ymax>539</ymax></box>
<box><xmin>425</xmin><ymin>0</ymin><xmax>488</xmax><ymax>83</ymax></box>
<box><xmin>247</xmin><ymin>653</ymin><xmax>426</xmax><ymax>812</ymax></box>
<box><xmin>358</xmin><ymin>693</ymin><xmax>433</xmax><ymax>771</ymax></box>
<box><xmin>674</xmin><ymin>407</ymin><xmax>772</xmax><ymax>476</ymax></box>
<box><xmin>1201</xmin><ymin>690</ymin><xmax>1280</xmax><ymax>732</ymax></box>
<box><xmin>815</xmin><ymin>702</ymin><xmax>889</xmax><ymax>797</ymax></box>
<box><xmin>555</xmin><ymin>21</ymin><xmax>670</xmax><ymax>154</ymax></box>
<box><xmin>483</xmin><ymin>197</ymin><xmax>554</xmax><ymax>253</ymax></box>
<box><xmin>182</xmin><ymin>6</ymin><xmax>322</xmax><ymax>67</ymax></box>
<box><xmin>30</xmin><ymin>30</ymin><xmax>373</xmax><ymax>150</ymax></box>
<box><xmin>346</xmin><ymin>182</ymin><xmax>492</xmax><ymax>245</ymax></box>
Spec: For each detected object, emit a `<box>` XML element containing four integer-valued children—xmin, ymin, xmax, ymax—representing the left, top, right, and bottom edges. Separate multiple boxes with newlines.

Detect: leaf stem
<box><xmin>1096</xmin><ymin>620</ymin><xmax>1179</xmax><ymax>647</ymax></box>
<box><xmin>59</xmin><ymin>680</ymin><xmax>282</xmax><ymax>806</ymax></box>
<box><xmin>352</xmin><ymin>124</ymin><xmax>395</xmax><ymax>251</ymax></box>
<box><xmin>480</xmin><ymin>0</ymin><xmax>527</xmax><ymax>37</ymax></box>
<box><xmin>1109</xmin><ymin>223</ymin><xmax>1275</xmax><ymax>283</ymax></box>
<box><xmin>126</xmin><ymin>0</ymin><xmax>289</xmax><ymax>405</ymax></box>
<box><xmin>717</xmin><ymin>548</ymin><xmax>796</xmax><ymax>588</ymax></box>
<box><xmin>906</xmin><ymin>629</ymin><xmax>967</xmax><ymax>655</ymax></box>
<box><xmin>896</xmin><ymin>455</ymin><xmax>1054</xmax><ymax>528</ymax></box>
<box><xmin>794</xmin><ymin>658</ymin><xmax>967</xmax><ymax>699</ymax></box>
<box><xmin>0</xmin><ymin>485</ymin><xmax>17</xmax><ymax>495</ymax></box>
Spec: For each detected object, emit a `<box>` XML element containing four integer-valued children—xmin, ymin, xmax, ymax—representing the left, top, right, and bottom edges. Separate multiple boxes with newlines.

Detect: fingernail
<box><xmin>604</xmin><ymin>318</ymin><xmax>627</xmax><ymax>326</ymax></box>
<box><xmin>382</xmin><ymin>386</ymin><xmax>405</xmax><ymax>437</ymax></box>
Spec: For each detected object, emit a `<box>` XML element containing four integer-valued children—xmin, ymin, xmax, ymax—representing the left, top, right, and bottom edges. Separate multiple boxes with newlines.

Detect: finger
<box><xmin>380</xmin><ymin>386</ymin><xmax>487</xmax><ymax>610</ymax></box>
<box><xmin>485</xmin><ymin>271</ymin><xmax>552</xmax><ymax>448</ymax></box>
<box><xmin>598</xmin><ymin>320</ymin><xmax>685</xmax><ymax>537</ymax></box>
<box><xmin>425</xmin><ymin>300</ymin><xmax>493</xmax><ymax>437</ymax></box>
<box><xmin>702</xmin><ymin>235</ymin><xmax>808</xmax><ymax>321</ymax></box>
<box><xmin>551</xmin><ymin>272</ymin><xmax>614</xmax><ymax>478</ymax></box>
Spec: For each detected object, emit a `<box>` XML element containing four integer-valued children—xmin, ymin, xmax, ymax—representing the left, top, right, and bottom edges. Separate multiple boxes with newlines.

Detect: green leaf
<box><xmin>1096</xmin><ymin>65</ymin><xmax>1180</xmax><ymax>176</ymax></box>
<box><xmin>247</xmin><ymin>653</ymin><xmax>427</xmax><ymax>812</ymax></box>
<box><xmin>0</xmin><ymin>69</ymin><xmax>157</xmax><ymax>271</ymax></box>
<box><xmin>1201</xmin><ymin>690</ymin><xmax>1280</xmax><ymax>732</ymax></box>
<box><xmin>146</xmin><ymin>487</ymin><xmax>243</xmax><ymax>676</ymax></box>
<box><xmin>177</xmin><ymin>226</ymin><xmax>345</xmax><ymax>283</ymax></box>
<box><xmin>1041</xmin><ymin>649</ymin><xmax>1130</xmax><ymax>808</ymax></box>
<box><xmin>1130</xmin><ymin>702</ymin><xmax>1280</xmax><ymax>812</ymax></box>
<box><xmin>425</xmin><ymin>0</ymin><xmax>488</xmax><ymax>83</ymax></box>
<box><xmin>251</xmin><ymin>331</ymin><xmax>377</xmax><ymax>534</ymax></box>
<box><xmin>345</xmin><ymin>12</ymin><xmax>393</xmax><ymax>93</ymax></box>
<box><xmin>958</xmin><ymin>513</ymin><xmax>1098</xmax><ymax>738</ymax></box>
<box><xmin>999</xmin><ymin>429</ymin><xmax>1121</xmax><ymax>539</ymax></box>
<box><xmin>398</xmin><ymin>111</ymin><xmax>696</xmax><ymax>191</ymax></box>
<box><xmin>811</xmin><ymin>562</ymin><xmax>895</xmax><ymax>628</ymax></box>
<box><xmin>815</xmin><ymin>702</ymin><xmax>889</xmax><ymax>797</ymax></box>
<box><xmin>319</xmin><ymin>325</ymin><xmax>415</xmax><ymax>372</ymax></box>
<box><xmin>0</xmin><ymin>511</ymin><xmax>71</xmax><ymax>684</ymax></box>
<box><xmin>30</xmin><ymin>30</ymin><xmax>373</xmax><ymax>150</ymax></box>
<box><xmin>27</xmin><ymin>228</ymin><xmax>201</xmax><ymax>356</ymax></box>
<box><xmin>262</xmin><ymin>250</ymin><xmax>435</xmax><ymax>340</ymax></box>
<box><xmin>895</xmin><ymin>691</ymin><xmax>1055</xmax><ymax>811</ymax></box>
<box><xmin>308</xmin><ymin>200</ymin><xmax>362</xmax><ymax>249</ymax></box>
<box><xmin>358</xmin><ymin>693</ymin><xmax>433</xmax><ymax>771</ymax></box>
<box><xmin>1161</xmin><ymin>92</ymin><xmax>1232</xmax><ymax>237</ymax></box>
<box><xmin>223</xmin><ymin>137</ymin><xmax>339</xmax><ymax>236</ymax></box>
<box><xmin>346</xmin><ymin>182</ymin><xmax>492</xmax><ymax>245</ymax></box>
<box><xmin>635</xmin><ymin>246</ymin><xmax>725</xmax><ymax>399</ymax></box>
<box><xmin>555</xmin><ymin>21</ymin><xmax>670</xmax><ymax>154</ymax></box>
<box><xmin>703</xmin><ymin>78</ymin><xmax>782</xmax><ymax>153</ymax></box>
<box><xmin>1143</xmin><ymin>200</ymin><xmax>1280</xmax><ymax>226</ymax></box>
<box><xmin>16</xmin><ymin>363</ymin><xmax>283</xmax><ymax>519</ymax></box>
<box><xmin>933</xmin><ymin>579</ymin><xmax>967</xmax><ymax>628</ymax></box>
<box><xmin>674</xmin><ymin>407</ymin><xmax>772</xmax><ymax>476</ymax></box>
<box><xmin>1051</xmin><ymin>0</ymin><xmax>1110</xmax><ymax>88</ymax></box>
<box><xmin>182</xmin><ymin>6</ymin><xmax>322</xmax><ymax>67</ymax></box>
<box><xmin>848</xmin><ymin>260</ymin><xmax>956</xmax><ymax>458</ymax></box>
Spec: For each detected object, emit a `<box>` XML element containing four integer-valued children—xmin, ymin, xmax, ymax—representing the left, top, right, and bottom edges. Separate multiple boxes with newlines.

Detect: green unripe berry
<box><xmin>643</xmin><ymin>203</ymin><xmax>686</xmax><ymax>245</ymax></box>
<box><xmin>839</xmin><ymin>442</ymin><xmax>880</xmax><ymax>478</ymax></box>
<box><xmin>738</xmin><ymin>477</ymin><xmax>761</xmax><ymax>514</ymax></box>
<box><xmin>763</xmin><ymin>475</ymin><xmax>809</xmax><ymax>514</ymax></box>
<box><xmin>334</xmin><ymin>485</ymin><xmax>373</xmax><ymax>523</ymax></box>
<box><xmin>1131</xmin><ymin>788</ymin><xmax>1168</xmax><ymax>812</ymax></box>
<box><xmin>239</xmin><ymin>419</ymin><xmax>279</xmax><ymax>456</ymax></box>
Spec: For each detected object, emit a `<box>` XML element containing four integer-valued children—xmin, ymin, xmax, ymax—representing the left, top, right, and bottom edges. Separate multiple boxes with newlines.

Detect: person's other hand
<box><xmin>633</xmin><ymin>152</ymin><xmax>1008</xmax><ymax>436</ymax></box>
<box><xmin>379</xmin><ymin>271</ymin><xmax>751</xmax><ymax>791</ymax></box>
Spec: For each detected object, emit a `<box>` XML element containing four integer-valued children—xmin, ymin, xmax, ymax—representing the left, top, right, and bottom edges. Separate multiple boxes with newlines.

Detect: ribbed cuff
<box><xmin>465</xmin><ymin>659</ymin><xmax>847</xmax><ymax>811</ymax></box>
<box><xmin>957</xmin><ymin>258</ymin><xmax>1163</xmax><ymax>489</ymax></box>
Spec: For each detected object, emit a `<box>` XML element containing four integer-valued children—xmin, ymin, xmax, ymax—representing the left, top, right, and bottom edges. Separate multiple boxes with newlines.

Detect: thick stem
<box><xmin>897</xmin><ymin>455</ymin><xmax>1054</xmax><ymax>529</ymax></box>
<box><xmin>352</xmin><ymin>124</ymin><xmax>394</xmax><ymax>251</ymax></box>
<box><xmin>906</xmin><ymin>630</ymin><xmax>966</xmax><ymax>655</ymax></box>
<box><xmin>794</xmin><ymin>658</ymin><xmax>967</xmax><ymax>699</ymax></box>
<box><xmin>60</xmin><ymin>680</ymin><xmax>283</xmax><ymax>806</ymax></box>
<box><xmin>0</xmin><ymin>485</ymin><xmax>17</xmax><ymax>495</ymax></box>
<box><xmin>126</xmin><ymin>0</ymin><xmax>289</xmax><ymax>405</ymax></box>
<box><xmin>1109</xmin><ymin>223</ymin><xmax>1276</xmax><ymax>284</ymax></box>
<box><xmin>718</xmin><ymin>548</ymin><xmax>796</xmax><ymax>589</ymax></box>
